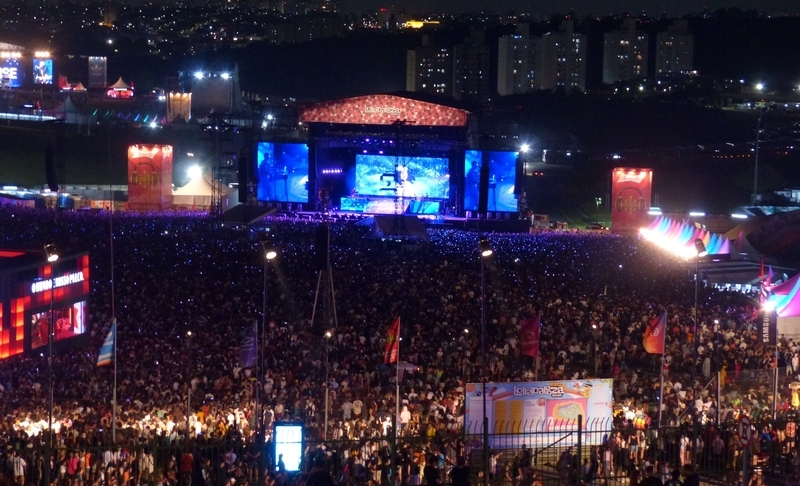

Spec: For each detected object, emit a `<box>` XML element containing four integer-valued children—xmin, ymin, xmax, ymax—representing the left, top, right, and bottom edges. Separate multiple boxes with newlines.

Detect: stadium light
<box><xmin>221</xmin><ymin>73</ymin><xmax>230</xmax><ymax>80</ymax></box>
<box><xmin>520</xmin><ymin>143</ymin><xmax>530</xmax><ymax>152</ymax></box>
<box><xmin>694</xmin><ymin>239</ymin><xmax>708</xmax><ymax>257</ymax></box>
<box><xmin>756</xmin><ymin>83</ymin><xmax>764</xmax><ymax>91</ymax></box>
<box><xmin>187</xmin><ymin>165</ymin><xmax>203</xmax><ymax>180</ymax></box>
<box><xmin>194</xmin><ymin>71</ymin><xmax>204</xmax><ymax>79</ymax></box>
<box><xmin>44</xmin><ymin>243</ymin><xmax>59</xmax><ymax>262</ymax></box>
<box><xmin>479</xmin><ymin>238</ymin><xmax>493</xmax><ymax>258</ymax></box>
<box><xmin>689</xmin><ymin>211</ymin><xmax>705</xmax><ymax>217</ymax></box>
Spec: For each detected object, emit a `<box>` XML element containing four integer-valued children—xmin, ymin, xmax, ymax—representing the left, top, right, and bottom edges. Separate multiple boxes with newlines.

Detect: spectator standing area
<box><xmin>0</xmin><ymin>207</ymin><xmax>795</xmax><ymax>486</ymax></box>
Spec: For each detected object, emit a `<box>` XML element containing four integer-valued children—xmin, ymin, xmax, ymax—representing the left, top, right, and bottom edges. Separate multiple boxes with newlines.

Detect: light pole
<box><xmin>693</xmin><ymin>239</ymin><xmax>707</xmax><ymax>369</ymax></box>
<box><xmin>324</xmin><ymin>330</ymin><xmax>331</xmax><ymax>440</ymax></box>
<box><xmin>479</xmin><ymin>237</ymin><xmax>493</xmax><ymax>486</ymax></box>
<box><xmin>259</xmin><ymin>243</ymin><xmax>277</xmax><ymax>486</ymax></box>
<box><xmin>595</xmin><ymin>197</ymin><xmax>602</xmax><ymax>225</ymax></box>
<box><xmin>186</xmin><ymin>330</ymin><xmax>193</xmax><ymax>443</ymax></box>
<box><xmin>43</xmin><ymin>243</ymin><xmax>59</xmax><ymax>486</ymax></box>
<box><xmin>753</xmin><ymin>108</ymin><xmax>764</xmax><ymax>204</ymax></box>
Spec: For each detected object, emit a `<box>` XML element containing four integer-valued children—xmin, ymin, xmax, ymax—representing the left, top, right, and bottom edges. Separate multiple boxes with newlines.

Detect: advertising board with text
<box><xmin>611</xmin><ymin>167</ymin><xmax>652</xmax><ymax>233</ymax></box>
<box><xmin>465</xmin><ymin>379</ymin><xmax>613</xmax><ymax>447</ymax></box>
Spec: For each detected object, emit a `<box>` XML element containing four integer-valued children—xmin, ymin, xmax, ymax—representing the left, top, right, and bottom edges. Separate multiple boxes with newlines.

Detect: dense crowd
<box><xmin>0</xmin><ymin>206</ymin><xmax>796</xmax><ymax>486</ymax></box>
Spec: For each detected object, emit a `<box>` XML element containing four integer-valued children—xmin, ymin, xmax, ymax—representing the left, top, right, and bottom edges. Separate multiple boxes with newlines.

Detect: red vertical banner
<box><xmin>520</xmin><ymin>315</ymin><xmax>540</xmax><ymax>358</ymax></box>
<box><xmin>127</xmin><ymin>145</ymin><xmax>173</xmax><ymax>211</ymax></box>
<box><xmin>611</xmin><ymin>167</ymin><xmax>652</xmax><ymax>233</ymax></box>
<box><xmin>384</xmin><ymin>317</ymin><xmax>399</xmax><ymax>364</ymax></box>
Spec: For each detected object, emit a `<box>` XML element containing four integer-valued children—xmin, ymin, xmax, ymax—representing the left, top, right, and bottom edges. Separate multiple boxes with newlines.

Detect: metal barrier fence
<box><xmin>2</xmin><ymin>416</ymin><xmax>799</xmax><ymax>486</ymax></box>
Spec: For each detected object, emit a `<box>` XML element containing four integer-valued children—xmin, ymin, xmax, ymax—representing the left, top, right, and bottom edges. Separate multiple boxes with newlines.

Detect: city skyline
<box><xmin>342</xmin><ymin>0</ymin><xmax>799</xmax><ymax>15</ymax></box>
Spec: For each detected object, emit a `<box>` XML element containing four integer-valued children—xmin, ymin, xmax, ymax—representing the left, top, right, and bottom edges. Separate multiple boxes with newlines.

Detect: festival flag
<box><xmin>643</xmin><ymin>312</ymin><xmax>667</xmax><ymax>354</ymax></box>
<box><xmin>384</xmin><ymin>317</ymin><xmax>400</xmax><ymax>364</ymax></box>
<box><xmin>520</xmin><ymin>315</ymin><xmax>540</xmax><ymax>358</ymax></box>
<box><xmin>97</xmin><ymin>322</ymin><xmax>116</xmax><ymax>367</ymax></box>
<box><xmin>239</xmin><ymin>323</ymin><xmax>258</xmax><ymax>368</ymax></box>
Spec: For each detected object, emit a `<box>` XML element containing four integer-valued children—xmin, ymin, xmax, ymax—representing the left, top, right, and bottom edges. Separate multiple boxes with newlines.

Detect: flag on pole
<box><xmin>97</xmin><ymin>322</ymin><xmax>116</xmax><ymax>367</ymax></box>
<box><xmin>520</xmin><ymin>315</ymin><xmax>540</xmax><ymax>358</ymax></box>
<box><xmin>239</xmin><ymin>323</ymin><xmax>258</xmax><ymax>368</ymax></box>
<box><xmin>643</xmin><ymin>312</ymin><xmax>667</xmax><ymax>354</ymax></box>
<box><xmin>384</xmin><ymin>317</ymin><xmax>400</xmax><ymax>364</ymax></box>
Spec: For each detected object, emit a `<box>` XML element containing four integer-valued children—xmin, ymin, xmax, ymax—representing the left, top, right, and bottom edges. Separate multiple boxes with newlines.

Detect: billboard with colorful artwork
<box><xmin>127</xmin><ymin>145</ymin><xmax>173</xmax><ymax>211</ymax></box>
<box><xmin>465</xmin><ymin>379</ymin><xmax>613</xmax><ymax>446</ymax></box>
<box><xmin>611</xmin><ymin>167</ymin><xmax>652</xmax><ymax>233</ymax></box>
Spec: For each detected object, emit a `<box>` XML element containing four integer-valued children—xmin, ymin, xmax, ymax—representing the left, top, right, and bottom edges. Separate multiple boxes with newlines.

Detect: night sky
<box><xmin>344</xmin><ymin>0</ymin><xmax>800</xmax><ymax>15</ymax></box>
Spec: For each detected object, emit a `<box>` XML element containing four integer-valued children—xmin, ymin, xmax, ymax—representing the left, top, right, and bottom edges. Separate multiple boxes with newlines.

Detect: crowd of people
<box><xmin>0</xmin><ymin>206</ymin><xmax>796</xmax><ymax>486</ymax></box>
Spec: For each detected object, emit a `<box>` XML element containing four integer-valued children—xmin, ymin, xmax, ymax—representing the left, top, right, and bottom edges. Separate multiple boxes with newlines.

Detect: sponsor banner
<box><xmin>127</xmin><ymin>145</ymin><xmax>173</xmax><ymax>211</ymax></box>
<box><xmin>88</xmin><ymin>57</ymin><xmax>107</xmax><ymax>88</ymax></box>
<box><xmin>611</xmin><ymin>167</ymin><xmax>652</xmax><ymax>233</ymax></box>
<box><xmin>465</xmin><ymin>379</ymin><xmax>613</xmax><ymax>446</ymax></box>
<box><xmin>757</xmin><ymin>310</ymin><xmax>777</xmax><ymax>346</ymax></box>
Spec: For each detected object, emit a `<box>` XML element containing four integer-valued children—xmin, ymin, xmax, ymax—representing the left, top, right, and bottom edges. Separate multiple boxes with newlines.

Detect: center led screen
<box><xmin>355</xmin><ymin>154</ymin><xmax>449</xmax><ymax>199</ymax></box>
<box><xmin>463</xmin><ymin>150</ymin><xmax>518</xmax><ymax>212</ymax></box>
<box><xmin>256</xmin><ymin>142</ymin><xmax>309</xmax><ymax>203</ymax></box>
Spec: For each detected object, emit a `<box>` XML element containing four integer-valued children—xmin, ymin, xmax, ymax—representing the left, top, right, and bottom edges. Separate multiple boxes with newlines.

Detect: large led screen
<box><xmin>33</xmin><ymin>58</ymin><xmax>53</xmax><ymax>85</ymax></box>
<box><xmin>31</xmin><ymin>301</ymin><xmax>87</xmax><ymax>349</ymax></box>
<box><xmin>1</xmin><ymin>58</ymin><xmax>23</xmax><ymax>88</ymax></box>
<box><xmin>463</xmin><ymin>150</ymin><xmax>518</xmax><ymax>212</ymax></box>
<box><xmin>464</xmin><ymin>150</ymin><xmax>482</xmax><ymax>211</ymax></box>
<box><xmin>355</xmin><ymin>154</ymin><xmax>449</xmax><ymax>199</ymax></box>
<box><xmin>273</xmin><ymin>423</ymin><xmax>303</xmax><ymax>472</ymax></box>
<box><xmin>256</xmin><ymin>142</ymin><xmax>309</xmax><ymax>203</ymax></box>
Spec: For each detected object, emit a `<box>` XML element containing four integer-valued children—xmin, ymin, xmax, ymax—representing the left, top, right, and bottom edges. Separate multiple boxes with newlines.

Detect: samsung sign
<box><xmin>31</xmin><ymin>271</ymin><xmax>85</xmax><ymax>294</ymax></box>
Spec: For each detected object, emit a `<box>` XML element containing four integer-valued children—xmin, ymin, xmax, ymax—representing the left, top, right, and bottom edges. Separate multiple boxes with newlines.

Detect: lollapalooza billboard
<box><xmin>127</xmin><ymin>145</ymin><xmax>173</xmax><ymax>211</ymax></box>
<box><xmin>611</xmin><ymin>167</ymin><xmax>652</xmax><ymax>233</ymax></box>
<box><xmin>465</xmin><ymin>379</ymin><xmax>613</xmax><ymax>446</ymax></box>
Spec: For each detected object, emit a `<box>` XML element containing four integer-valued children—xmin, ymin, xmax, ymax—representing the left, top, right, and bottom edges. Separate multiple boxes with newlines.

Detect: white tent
<box><xmin>109</xmin><ymin>77</ymin><xmax>131</xmax><ymax>90</ymax></box>
<box><xmin>172</xmin><ymin>172</ymin><xmax>236</xmax><ymax>211</ymax></box>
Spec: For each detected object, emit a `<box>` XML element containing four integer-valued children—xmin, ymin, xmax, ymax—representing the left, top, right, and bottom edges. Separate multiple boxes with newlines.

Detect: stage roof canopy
<box><xmin>298</xmin><ymin>94</ymin><xmax>469</xmax><ymax>127</ymax></box>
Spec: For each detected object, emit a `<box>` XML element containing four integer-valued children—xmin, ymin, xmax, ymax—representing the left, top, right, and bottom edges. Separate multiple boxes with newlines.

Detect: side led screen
<box><xmin>464</xmin><ymin>150</ymin><xmax>482</xmax><ymax>211</ymax></box>
<box><xmin>355</xmin><ymin>154</ymin><xmax>449</xmax><ymax>199</ymax></box>
<box><xmin>31</xmin><ymin>301</ymin><xmax>87</xmax><ymax>349</ymax></box>
<box><xmin>463</xmin><ymin>150</ymin><xmax>518</xmax><ymax>212</ymax></box>
<box><xmin>274</xmin><ymin>423</ymin><xmax>303</xmax><ymax>472</ymax></box>
<box><xmin>256</xmin><ymin>142</ymin><xmax>309</xmax><ymax>203</ymax></box>
<box><xmin>1</xmin><ymin>58</ymin><xmax>23</xmax><ymax>88</ymax></box>
<box><xmin>33</xmin><ymin>58</ymin><xmax>53</xmax><ymax>85</ymax></box>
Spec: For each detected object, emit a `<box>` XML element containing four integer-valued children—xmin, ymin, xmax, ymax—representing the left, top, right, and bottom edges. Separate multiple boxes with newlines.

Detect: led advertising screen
<box><xmin>33</xmin><ymin>58</ymin><xmax>53</xmax><ymax>85</ymax></box>
<box><xmin>355</xmin><ymin>154</ymin><xmax>449</xmax><ymax>199</ymax></box>
<box><xmin>256</xmin><ymin>142</ymin><xmax>309</xmax><ymax>203</ymax></box>
<box><xmin>30</xmin><ymin>301</ymin><xmax>87</xmax><ymax>349</ymax></box>
<box><xmin>88</xmin><ymin>56</ymin><xmax>107</xmax><ymax>88</ymax></box>
<box><xmin>1</xmin><ymin>58</ymin><xmax>23</xmax><ymax>88</ymax></box>
<box><xmin>611</xmin><ymin>167</ymin><xmax>652</xmax><ymax>233</ymax></box>
<box><xmin>463</xmin><ymin>151</ymin><xmax>518</xmax><ymax>212</ymax></box>
<box><xmin>465</xmin><ymin>379</ymin><xmax>613</xmax><ymax>447</ymax></box>
<box><xmin>273</xmin><ymin>423</ymin><xmax>303</xmax><ymax>472</ymax></box>
<box><xmin>127</xmin><ymin>145</ymin><xmax>174</xmax><ymax>211</ymax></box>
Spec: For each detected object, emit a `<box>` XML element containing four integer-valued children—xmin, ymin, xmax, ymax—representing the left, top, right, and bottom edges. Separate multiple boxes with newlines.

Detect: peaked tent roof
<box><xmin>109</xmin><ymin>77</ymin><xmax>131</xmax><ymax>90</ymax></box>
<box><xmin>73</xmin><ymin>82</ymin><xmax>87</xmax><ymax>91</ymax></box>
